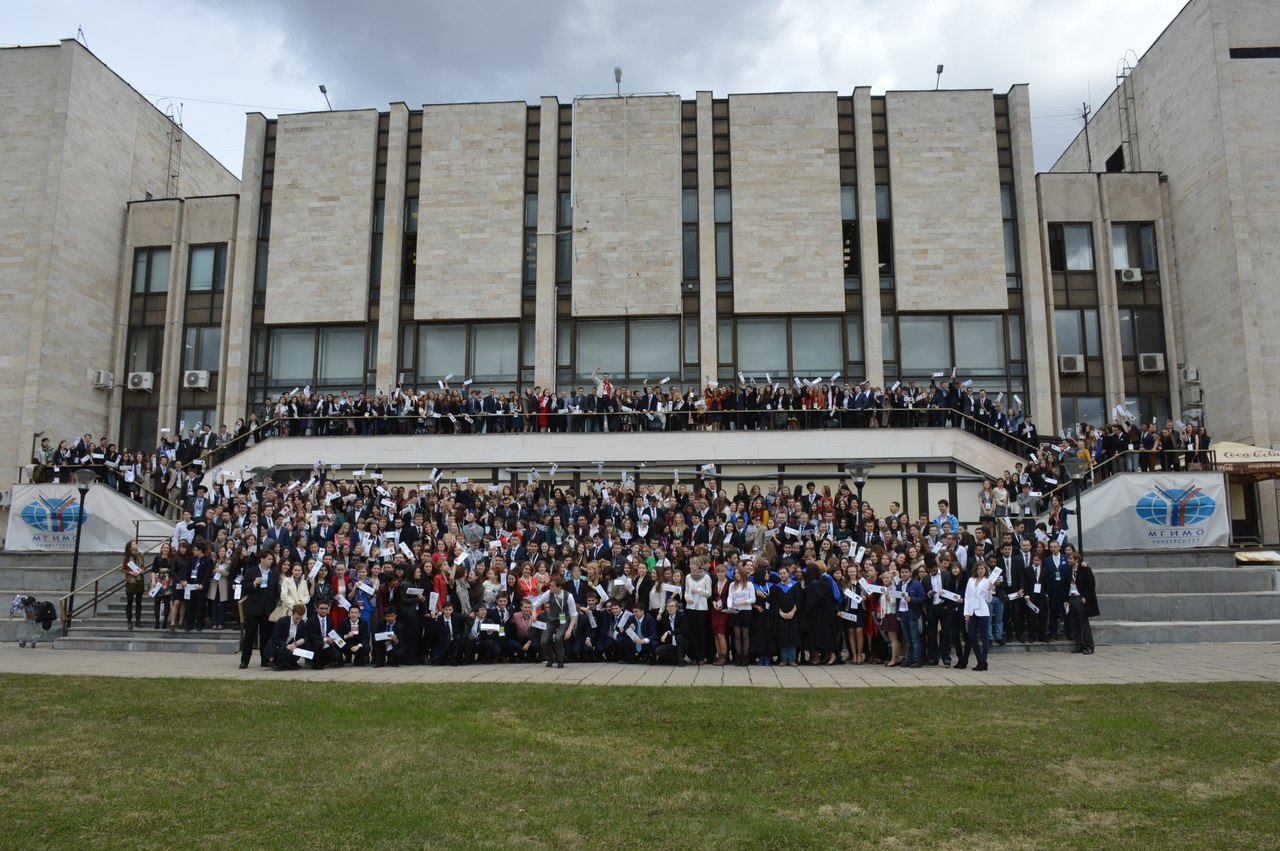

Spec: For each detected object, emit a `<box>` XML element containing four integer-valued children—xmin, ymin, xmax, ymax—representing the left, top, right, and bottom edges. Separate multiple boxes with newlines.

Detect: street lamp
<box><xmin>1062</xmin><ymin>455</ymin><xmax>1088</xmax><ymax>556</ymax></box>
<box><xmin>66</xmin><ymin>468</ymin><xmax>97</xmax><ymax>633</ymax></box>
<box><xmin>846</xmin><ymin>460</ymin><xmax>873</xmax><ymax>513</ymax></box>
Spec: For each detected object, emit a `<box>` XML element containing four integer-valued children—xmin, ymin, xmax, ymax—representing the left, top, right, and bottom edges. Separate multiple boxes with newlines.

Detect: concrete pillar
<box><xmin>222</xmin><ymin>113</ymin><xmax>268</xmax><ymax>421</ymax></box>
<box><xmin>375</xmin><ymin>103</ymin><xmax>410</xmax><ymax>391</ymax></box>
<box><xmin>534</xmin><ymin>97</ymin><xmax>559</xmax><ymax>389</ymax></box>
<box><xmin>157</xmin><ymin>202</ymin><xmax>186</xmax><ymax>434</ymax></box>
<box><xmin>1095</xmin><ymin>176</ymin><xmax>1126</xmax><ymax>414</ymax></box>
<box><xmin>853</xmin><ymin>87</ymin><xmax>882</xmax><ymax>384</ymax></box>
<box><xmin>696</xmin><ymin>91</ymin><xmax>717</xmax><ymax>380</ymax></box>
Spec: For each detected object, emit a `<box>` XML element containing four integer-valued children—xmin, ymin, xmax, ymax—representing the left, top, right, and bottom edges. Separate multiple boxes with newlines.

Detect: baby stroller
<box><xmin>10</xmin><ymin>595</ymin><xmax>56</xmax><ymax>647</ymax></box>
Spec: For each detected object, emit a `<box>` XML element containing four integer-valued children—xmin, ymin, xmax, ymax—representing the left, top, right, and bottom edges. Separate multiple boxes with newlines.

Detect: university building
<box><xmin>1</xmin><ymin>0</ymin><xmax>1276</xmax><ymax>538</ymax></box>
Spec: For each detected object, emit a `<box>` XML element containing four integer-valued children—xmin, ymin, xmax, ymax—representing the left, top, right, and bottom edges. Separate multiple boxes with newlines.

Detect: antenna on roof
<box><xmin>76</xmin><ymin>26</ymin><xmax>88</xmax><ymax>48</ymax></box>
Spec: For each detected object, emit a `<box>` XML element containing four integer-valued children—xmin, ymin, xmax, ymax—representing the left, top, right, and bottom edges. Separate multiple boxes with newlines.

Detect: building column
<box><xmin>375</xmin><ymin>103</ymin><xmax>410</xmax><ymax>391</ymax></box>
<box><xmin>853</xmin><ymin>87</ymin><xmax>882</xmax><ymax>385</ymax></box>
<box><xmin>1095</xmin><ymin>176</ymin><xmax>1126</xmax><ymax>415</ymax></box>
<box><xmin>534</xmin><ymin>97</ymin><xmax>559</xmax><ymax>389</ymax></box>
<box><xmin>696</xmin><ymin>91</ymin><xmax>717</xmax><ymax>379</ymax></box>
<box><xmin>1008</xmin><ymin>85</ymin><xmax>1053</xmax><ymax>428</ymax></box>
<box><xmin>222</xmin><ymin>113</ymin><xmax>268</xmax><ymax>422</ymax></box>
<box><xmin>157</xmin><ymin>203</ymin><xmax>187</xmax><ymax>434</ymax></box>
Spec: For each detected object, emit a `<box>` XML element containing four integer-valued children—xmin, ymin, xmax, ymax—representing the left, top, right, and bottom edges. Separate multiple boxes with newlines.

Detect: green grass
<box><xmin>1</xmin><ymin>677</ymin><xmax>1278</xmax><ymax>849</ymax></box>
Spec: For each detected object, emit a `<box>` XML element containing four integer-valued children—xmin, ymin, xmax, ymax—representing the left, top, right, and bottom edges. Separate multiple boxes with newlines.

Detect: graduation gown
<box><xmin>802</xmin><ymin>574</ymin><xmax>841</xmax><ymax>654</ymax></box>
<box><xmin>769</xmin><ymin>581</ymin><xmax>804</xmax><ymax>649</ymax></box>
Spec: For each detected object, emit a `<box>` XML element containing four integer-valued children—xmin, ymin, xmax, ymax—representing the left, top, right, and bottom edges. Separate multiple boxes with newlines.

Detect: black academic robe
<box><xmin>802</xmin><ymin>576</ymin><xmax>841</xmax><ymax>654</ymax></box>
<box><xmin>769</xmin><ymin>582</ymin><xmax>804</xmax><ymax>649</ymax></box>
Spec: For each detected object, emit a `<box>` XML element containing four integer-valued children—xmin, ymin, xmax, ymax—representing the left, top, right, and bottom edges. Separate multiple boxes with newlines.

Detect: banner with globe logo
<box><xmin>5</xmin><ymin>484</ymin><xmax>170</xmax><ymax>553</ymax></box>
<box><xmin>1073</xmin><ymin>472</ymin><xmax>1229</xmax><ymax>550</ymax></box>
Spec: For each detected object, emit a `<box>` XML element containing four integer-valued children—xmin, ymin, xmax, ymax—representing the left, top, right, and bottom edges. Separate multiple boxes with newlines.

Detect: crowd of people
<box><xmin>115</xmin><ymin>462</ymin><xmax>1101</xmax><ymax>675</ymax></box>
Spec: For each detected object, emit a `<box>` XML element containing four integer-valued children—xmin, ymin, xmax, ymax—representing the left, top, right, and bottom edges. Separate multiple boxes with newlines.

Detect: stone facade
<box><xmin>571</xmin><ymin>95</ymin><xmax>683</xmax><ymax>317</ymax></box>
<box><xmin>728</xmin><ymin>92</ymin><xmax>844</xmax><ymax>315</ymax></box>
<box><xmin>0</xmin><ymin>40</ymin><xmax>236</xmax><ymax>494</ymax></box>
<box><xmin>888</xmin><ymin>90</ymin><xmax>1007</xmax><ymax>313</ymax></box>
<box><xmin>415</xmin><ymin>102</ymin><xmax>526</xmax><ymax>321</ymax></box>
<box><xmin>265</xmin><ymin>110</ymin><xmax>377</xmax><ymax>325</ymax></box>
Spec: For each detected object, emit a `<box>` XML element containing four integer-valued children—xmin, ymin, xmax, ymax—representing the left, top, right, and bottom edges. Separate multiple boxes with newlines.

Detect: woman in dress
<box><xmin>169</xmin><ymin>539</ymin><xmax>193</xmax><ymax>633</ymax></box>
<box><xmin>119</xmin><ymin>541</ymin><xmax>146</xmax><ymax>630</ymax></box>
<box><xmin>148</xmin><ymin>542</ymin><xmax>174</xmax><ymax>630</ymax></box>
<box><xmin>727</xmin><ymin>564</ymin><xmax>756</xmax><ymax>666</ymax></box>
<box><xmin>708</xmin><ymin>559</ymin><xmax>732</xmax><ymax>665</ymax></box>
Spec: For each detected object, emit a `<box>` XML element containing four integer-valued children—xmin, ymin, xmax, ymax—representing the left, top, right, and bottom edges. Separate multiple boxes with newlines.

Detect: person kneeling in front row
<box><xmin>339</xmin><ymin>602</ymin><xmax>370</xmax><ymax>666</ymax></box>
<box><xmin>373</xmin><ymin>608</ymin><xmax>407</xmax><ymax>667</ymax></box>
<box><xmin>265</xmin><ymin>604</ymin><xmax>309</xmax><ymax>671</ymax></box>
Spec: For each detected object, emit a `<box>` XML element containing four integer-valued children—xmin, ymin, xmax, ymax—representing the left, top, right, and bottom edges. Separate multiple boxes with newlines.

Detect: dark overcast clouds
<box><xmin>11</xmin><ymin>0</ymin><xmax>1189</xmax><ymax>175</ymax></box>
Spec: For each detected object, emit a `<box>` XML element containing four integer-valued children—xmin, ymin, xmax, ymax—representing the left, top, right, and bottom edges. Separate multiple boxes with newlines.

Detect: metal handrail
<box><xmin>58</xmin><ymin>526</ymin><xmax>169</xmax><ymax>627</ymax></box>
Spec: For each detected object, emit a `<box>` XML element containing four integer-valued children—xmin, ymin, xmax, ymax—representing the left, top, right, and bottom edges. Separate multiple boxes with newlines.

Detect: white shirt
<box><xmin>728</xmin><ymin>583</ymin><xmax>756</xmax><ymax>611</ymax></box>
<box><xmin>963</xmin><ymin>577</ymin><xmax>993</xmax><ymax>617</ymax></box>
<box><xmin>684</xmin><ymin>572</ymin><xmax>712</xmax><ymax>611</ymax></box>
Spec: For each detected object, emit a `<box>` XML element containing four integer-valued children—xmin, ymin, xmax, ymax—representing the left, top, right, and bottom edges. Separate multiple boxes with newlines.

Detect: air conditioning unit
<box><xmin>1119</xmin><ymin>268</ymin><xmax>1143</xmax><ymax>284</ymax></box>
<box><xmin>127</xmin><ymin>371</ymin><xmax>154</xmax><ymax>392</ymax></box>
<box><xmin>1185</xmin><ymin>386</ymin><xmax>1204</xmax><ymax>407</ymax></box>
<box><xmin>1181</xmin><ymin>366</ymin><xmax>1200</xmax><ymax>384</ymax></box>
<box><xmin>1138</xmin><ymin>352</ymin><xmax>1166</xmax><ymax>374</ymax></box>
<box><xmin>91</xmin><ymin>370</ymin><xmax>114</xmax><ymax>389</ymax></box>
<box><xmin>1058</xmin><ymin>354</ymin><xmax>1085</xmax><ymax>375</ymax></box>
<box><xmin>184</xmin><ymin>369</ymin><xmax>210</xmax><ymax>390</ymax></box>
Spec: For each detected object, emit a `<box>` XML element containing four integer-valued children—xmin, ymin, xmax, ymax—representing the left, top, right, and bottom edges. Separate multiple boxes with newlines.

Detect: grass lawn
<box><xmin>1</xmin><ymin>676</ymin><xmax>1277</xmax><ymax>849</ymax></box>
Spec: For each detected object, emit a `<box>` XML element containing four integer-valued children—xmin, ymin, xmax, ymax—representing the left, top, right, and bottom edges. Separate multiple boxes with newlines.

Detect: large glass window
<box><xmin>846</xmin><ymin>316</ymin><xmax>863</xmax><ymax>363</ymax></box>
<box><xmin>132</xmin><ymin>247</ymin><xmax>170</xmax><ymax>294</ymax></box>
<box><xmin>418</xmin><ymin>324</ymin><xmax>467</xmax><ymax>379</ymax></box>
<box><xmin>791</xmin><ymin>317</ymin><xmax>842</xmax><ymax>374</ymax></box>
<box><xmin>1054</xmin><ymin>309</ymin><xmax>1101</xmax><ymax>358</ymax></box>
<box><xmin>875</xmin><ymin>185</ymin><xmax>893</xmax><ymax>274</ymax></box>
<box><xmin>183</xmin><ymin>326</ymin><xmax>222</xmax><ymax>373</ymax></box>
<box><xmin>575</xmin><ymin>321</ymin><xmax>626</xmax><ymax>376</ymax></box>
<box><xmin>1118</xmin><ymin>307</ymin><xmax>1164</xmax><ymax>357</ymax></box>
<box><xmin>126</xmin><ymin>328</ymin><xmax>162</xmax><ymax>375</ymax></box>
<box><xmin>1113</xmin><ymin>222</ymin><xmax>1158</xmax><ymax>271</ymax></box>
<box><xmin>899</xmin><ymin>316</ymin><xmax>950</xmax><ymax>373</ymax></box>
<box><xmin>1049</xmin><ymin>224</ymin><xmax>1094</xmax><ymax>271</ymax></box>
<box><xmin>628</xmin><ymin>319</ymin><xmax>680</xmax><ymax>377</ymax></box>
<box><xmin>268</xmin><ymin>328</ymin><xmax>315</xmax><ymax>384</ymax></box>
<box><xmin>953</xmin><ymin>315</ymin><xmax>1005</xmax><ymax>372</ymax></box>
<box><xmin>471</xmin><ymin>323</ymin><xmax>519</xmax><ymax>380</ymax></box>
<box><xmin>317</xmin><ymin>327</ymin><xmax>364</xmax><ymax>384</ymax></box>
<box><xmin>187</xmin><ymin>245</ymin><xmax>226</xmax><ymax>292</ymax></box>
<box><xmin>736</xmin><ymin>318</ymin><xmax>788</xmax><ymax>374</ymax></box>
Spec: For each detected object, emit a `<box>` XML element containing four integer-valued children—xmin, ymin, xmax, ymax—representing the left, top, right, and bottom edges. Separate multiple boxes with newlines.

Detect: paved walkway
<box><xmin>0</xmin><ymin>642</ymin><xmax>1277</xmax><ymax>688</ymax></box>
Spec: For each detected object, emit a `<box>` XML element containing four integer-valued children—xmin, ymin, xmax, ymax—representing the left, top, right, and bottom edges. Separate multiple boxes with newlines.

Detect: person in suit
<box><xmin>265</xmin><ymin>604</ymin><xmax>309</xmax><ymax>671</ymax></box>
<box><xmin>539</xmin><ymin>575</ymin><xmax>578</xmax><ymax>669</ymax></box>
<box><xmin>1044</xmin><ymin>538</ymin><xmax>1073</xmax><ymax>641</ymax></box>
<box><xmin>336</xmin><ymin>602</ymin><xmax>370</xmax><ymax>666</ymax></box>
<box><xmin>369</xmin><ymin>607</ymin><xmax>404</xmax><ymax>667</ymax></box>
<box><xmin>628</xmin><ymin>602</ymin><xmax>658</xmax><ymax>663</ymax></box>
<box><xmin>185</xmin><ymin>486</ymin><xmax>211</xmax><ymax>525</ymax></box>
<box><xmin>488</xmin><ymin>592</ymin><xmax>521</xmax><ymax>661</ymax></box>
<box><xmin>463</xmin><ymin>602</ymin><xmax>500</xmax><ymax>664</ymax></box>
<box><xmin>602</xmin><ymin>601</ymin><xmax>633</xmax><ymax>662</ymax></box>
<box><xmin>239</xmin><ymin>552</ymin><xmax>280</xmax><ymax>669</ymax></box>
<box><xmin>1066</xmin><ymin>552</ymin><xmax>1098</xmax><ymax>655</ymax></box>
<box><xmin>181</xmin><ymin>541</ymin><xmax>213</xmax><ymax>631</ymax></box>
<box><xmin>1020</xmin><ymin>553</ymin><xmax>1049</xmax><ymax>643</ymax></box>
<box><xmin>430</xmin><ymin>600</ymin><xmax>465</xmax><ymax>666</ymax></box>
<box><xmin>653</xmin><ymin>597</ymin><xmax>690</xmax><ymax>666</ymax></box>
<box><xmin>306</xmin><ymin>600</ymin><xmax>343</xmax><ymax>670</ymax></box>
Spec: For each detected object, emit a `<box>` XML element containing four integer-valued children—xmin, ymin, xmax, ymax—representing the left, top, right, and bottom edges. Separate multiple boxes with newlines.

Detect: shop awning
<box><xmin>1212</xmin><ymin>441</ymin><xmax>1280</xmax><ymax>480</ymax></box>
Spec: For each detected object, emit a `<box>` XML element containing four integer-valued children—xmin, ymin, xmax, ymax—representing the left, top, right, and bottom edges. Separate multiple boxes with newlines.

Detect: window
<box><xmin>1054</xmin><ymin>309</ymin><xmax>1100</xmax><ymax>357</ymax></box>
<box><xmin>404</xmin><ymin>198</ymin><xmax>419</xmax><ymax>233</ymax></box>
<box><xmin>132</xmin><ymin>247</ymin><xmax>170</xmax><ymax>294</ymax></box>
<box><xmin>1112</xmin><ymin>222</ymin><xmax>1158</xmax><ymax>271</ymax></box>
<box><xmin>899</xmin><ymin>316</ymin><xmax>950</xmax><ymax>374</ymax></box>
<box><xmin>576</xmin><ymin>320</ymin><xmax>626</xmax><ymax>376</ymax></box>
<box><xmin>1118</xmin><ymin>307</ymin><xmax>1164</xmax><ymax>357</ymax></box>
<box><xmin>523</xmin><ymin>195</ymin><xmax>538</xmax><ymax>284</ymax></box>
<box><xmin>875</xmin><ymin>185</ymin><xmax>893</xmax><ymax>274</ymax></box>
<box><xmin>736</xmin><ymin>318</ymin><xmax>788</xmax><ymax>374</ymax></box>
<box><xmin>183</xmin><ymin>326</ymin><xmax>222</xmax><ymax>373</ymax></box>
<box><xmin>1061</xmin><ymin>396</ymin><xmax>1105</xmax><ymax>428</ymax></box>
<box><xmin>953</xmin><ymin>315</ymin><xmax>1005</xmax><ymax>372</ymax></box>
<box><xmin>842</xmin><ymin>185</ymin><xmax>860</xmax><ymax>282</ymax></box>
<box><xmin>126</xmin><ymin>328</ymin><xmax>162</xmax><ymax>375</ymax></box>
<box><xmin>268</xmin><ymin>328</ymin><xmax>316</xmax><ymax>384</ymax></box>
<box><xmin>730</xmin><ymin>316</ymin><xmax>844</xmax><ymax>378</ymax></box>
<box><xmin>682</xmin><ymin>189</ymin><xmax>699</xmax><ymax>280</ymax></box>
<box><xmin>414</xmin><ymin>323</ymin><xmax>520</xmax><ymax>386</ymax></box>
<box><xmin>791</xmin><ymin>317</ymin><xmax>842</xmax><ymax>375</ymax></box>
<box><xmin>1048</xmin><ymin>224</ymin><xmax>1094</xmax><ymax>271</ymax></box>
<box><xmin>845</xmin><ymin>316</ymin><xmax>864</xmax><ymax>363</ymax></box>
<box><xmin>717</xmin><ymin>318</ymin><xmax>733</xmax><ymax>366</ymax></box>
<box><xmin>317</xmin><ymin>327</ymin><xmax>364</xmax><ymax>384</ymax></box>
<box><xmin>187</xmin><ymin>245</ymin><xmax>226</xmax><ymax>292</ymax></box>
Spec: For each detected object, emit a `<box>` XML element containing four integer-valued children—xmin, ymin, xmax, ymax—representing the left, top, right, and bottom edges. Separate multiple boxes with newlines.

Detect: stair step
<box><xmin>54</xmin><ymin>635</ymin><xmax>238</xmax><ymax>654</ymax></box>
<box><xmin>1093</xmin><ymin>619</ymin><xmax>1280</xmax><ymax>644</ymax></box>
<box><xmin>1094</xmin><ymin>566</ymin><xmax>1278</xmax><ymax>595</ymax></box>
<box><xmin>1094</xmin><ymin>592</ymin><xmax>1280</xmax><ymax>622</ymax></box>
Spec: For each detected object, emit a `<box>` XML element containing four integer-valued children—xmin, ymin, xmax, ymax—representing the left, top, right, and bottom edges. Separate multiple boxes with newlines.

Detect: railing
<box><xmin>57</xmin><ymin>527</ymin><xmax>168</xmax><ymax>630</ymax></box>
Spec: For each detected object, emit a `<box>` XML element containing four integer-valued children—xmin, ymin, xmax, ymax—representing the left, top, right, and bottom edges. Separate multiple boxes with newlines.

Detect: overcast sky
<box><xmin>9</xmin><ymin>0</ymin><xmax>1188</xmax><ymax>177</ymax></box>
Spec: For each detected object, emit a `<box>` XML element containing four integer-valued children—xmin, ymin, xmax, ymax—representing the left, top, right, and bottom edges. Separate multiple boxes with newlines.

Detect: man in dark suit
<box><xmin>239</xmin><ymin>552</ymin><xmax>280</xmax><ymax>669</ymax></box>
<box><xmin>463</xmin><ymin>602</ymin><xmax>499</xmax><ymax>664</ymax></box>
<box><xmin>689</xmin><ymin>517</ymin><xmax>710</xmax><ymax>548</ymax></box>
<box><xmin>602</xmin><ymin>601</ymin><xmax>634</xmax><ymax>662</ymax></box>
<box><xmin>373</xmin><ymin>608</ymin><xmax>406</xmax><ymax>667</ymax></box>
<box><xmin>306</xmin><ymin>600</ymin><xmax>343</xmax><ymax>670</ymax></box>
<box><xmin>182</xmin><ymin>540</ymin><xmax>213</xmax><ymax>631</ymax></box>
<box><xmin>265</xmin><ymin>604</ymin><xmax>309</xmax><ymax>671</ymax></box>
<box><xmin>336</xmin><ymin>603</ymin><xmax>370</xmax><ymax>666</ymax></box>
<box><xmin>1067</xmin><ymin>553</ymin><xmax>1098</xmax><ymax>655</ymax></box>
<box><xmin>628</xmin><ymin>603</ymin><xmax>658</xmax><ymax>664</ymax></box>
<box><xmin>1044</xmin><ymin>539</ymin><xmax>1072</xmax><ymax>641</ymax></box>
<box><xmin>430</xmin><ymin>601</ymin><xmax>465</xmax><ymax>666</ymax></box>
<box><xmin>185</xmin><ymin>486</ymin><xmax>211</xmax><ymax>525</ymax></box>
<box><xmin>1020</xmin><ymin>553</ymin><xmax>1049</xmax><ymax>642</ymax></box>
<box><xmin>654</xmin><ymin>598</ymin><xmax>690</xmax><ymax>666</ymax></box>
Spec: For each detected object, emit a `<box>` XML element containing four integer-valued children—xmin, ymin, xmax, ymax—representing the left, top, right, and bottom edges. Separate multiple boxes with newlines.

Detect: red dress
<box><xmin>709</xmin><ymin>577</ymin><xmax>731</xmax><ymax>635</ymax></box>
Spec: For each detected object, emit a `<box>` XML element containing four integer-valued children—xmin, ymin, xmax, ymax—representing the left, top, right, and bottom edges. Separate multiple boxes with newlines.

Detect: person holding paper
<box><xmin>372</xmin><ymin>607</ymin><xmax>406</xmax><ymax>667</ymax></box>
<box><xmin>183</xmin><ymin>541</ymin><xmax>213</xmax><ymax>632</ymax></box>
<box><xmin>1020</xmin><ymin>553</ymin><xmax>1049</xmax><ymax>643</ymax></box>
<box><xmin>1066</xmin><ymin>552</ymin><xmax>1098</xmax><ymax>655</ymax></box>
<box><xmin>1044</xmin><ymin>539</ymin><xmax>1072</xmax><ymax>642</ymax></box>
<box><xmin>653</xmin><ymin>598</ymin><xmax>690</xmax><ymax>666</ymax></box>
<box><xmin>119</xmin><ymin>541</ymin><xmax>146</xmax><ymax>631</ymax></box>
<box><xmin>265</xmin><ymin>604</ymin><xmax>309</xmax><ymax>671</ymax></box>
<box><xmin>239</xmin><ymin>552</ymin><xmax>280</xmax><ymax>669</ymax></box>
<box><xmin>206</xmin><ymin>545</ymin><xmax>232</xmax><ymax>631</ymax></box>
<box><xmin>306</xmin><ymin>601</ymin><xmax>343</xmax><ymax>670</ymax></box>
<box><xmin>709</xmin><ymin>561</ymin><xmax>732</xmax><ymax>665</ymax></box>
<box><xmin>276</xmin><ymin>562</ymin><xmax>312</xmax><ymax>626</ymax></box>
<box><xmin>539</xmin><ymin>575</ymin><xmax>577</xmax><ymax>669</ymax></box>
<box><xmin>148</xmin><ymin>545</ymin><xmax>174</xmax><ymax>631</ymax></box>
<box><xmin>337</xmin><ymin>602</ymin><xmax>370</xmax><ymax>666</ymax></box>
<box><xmin>727</xmin><ymin>566</ymin><xmax>756</xmax><ymax>666</ymax></box>
<box><xmin>627</xmin><ymin>602</ymin><xmax>657</xmax><ymax>663</ymax></box>
<box><xmin>963</xmin><ymin>563</ymin><xmax>994</xmax><ymax>672</ymax></box>
<box><xmin>944</xmin><ymin>556</ymin><xmax>970</xmax><ymax>669</ymax></box>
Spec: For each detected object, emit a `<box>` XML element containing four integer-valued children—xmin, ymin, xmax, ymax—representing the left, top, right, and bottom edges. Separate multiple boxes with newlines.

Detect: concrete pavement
<box><xmin>0</xmin><ymin>642</ymin><xmax>1276</xmax><ymax>688</ymax></box>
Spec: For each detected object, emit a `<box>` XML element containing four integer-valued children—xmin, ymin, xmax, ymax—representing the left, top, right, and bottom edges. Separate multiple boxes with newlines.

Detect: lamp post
<box><xmin>1063</xmin><ymin>455</ymin><xmax>1088</xmax><ymax>556</ymax></box>
<box><xmin>66</xmin><ymin>468</ymin><xmax>97</xmax><ymax>633</ymax></box>
<box><xmin>846</xmin><ymin>460</ymin><xmax>873</xmax><ymax>513</ymax></box>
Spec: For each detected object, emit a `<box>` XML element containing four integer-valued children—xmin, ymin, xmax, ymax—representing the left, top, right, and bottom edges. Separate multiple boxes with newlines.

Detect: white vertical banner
<box><xmin>1079</xmin><ymin>472</ymin><xmax>1230</xmax><ymax>550</ymax></box>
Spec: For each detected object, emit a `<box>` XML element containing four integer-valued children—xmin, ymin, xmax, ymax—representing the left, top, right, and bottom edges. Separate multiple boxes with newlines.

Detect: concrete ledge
<box><xmin>1094</xmin><ymin>620</ymin><xmax>1280</xmax><ymax>644</ymax></box>
<box><xmin>1095</xmin><ymin>567</ymin><xmax>1278</xmax><ymax>595</ymax></box>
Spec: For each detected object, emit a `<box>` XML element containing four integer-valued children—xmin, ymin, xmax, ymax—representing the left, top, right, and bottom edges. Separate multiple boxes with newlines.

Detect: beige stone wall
<box><xmin>415</xmin><ymin>102</ymin><xmax>526</xmax><ymax>321</ymax></box>
<box><xmin>728</xmin><ymin>92</ymin><xmax>844</xmax><ymax>314</ymax></box>
<box><xmin>571</xmin><ymin>95</ymin><xmax>683</xmax><ymax>317</ymax></box>
<box><xmin>0</xmin><ymin>40</ymin><xmax>236</xmax><ymax>490</ymax></box>
<box><xmin>887</xmin><ymin>90</ymin><xmax>1007</xmax><ymax>312</ymax></box>
<box><xmin>222</xmin><ymin>114</ymin><xmax>268</xmax><ymax>424</ymax></box>
<box><xmin>265</xmin><ymin>110</ymin><xmax>378</xmax><ymax>325</ymax></box>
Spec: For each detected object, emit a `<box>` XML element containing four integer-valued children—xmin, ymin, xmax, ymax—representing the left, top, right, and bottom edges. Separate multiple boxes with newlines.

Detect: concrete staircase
<box><xmin>1091</xmin><ymin>549</ymin><xmax>1280</xmax><ymax>644</ymax></box>
<box><xmin>53</xmin><ymin>592</ymin><xmax>240</xmax><ymax>654</ymax></box>
<box><xmin>0</xmin><ymin>552</ymin><xmax>117</xmax><ymax>643</ymax></box>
